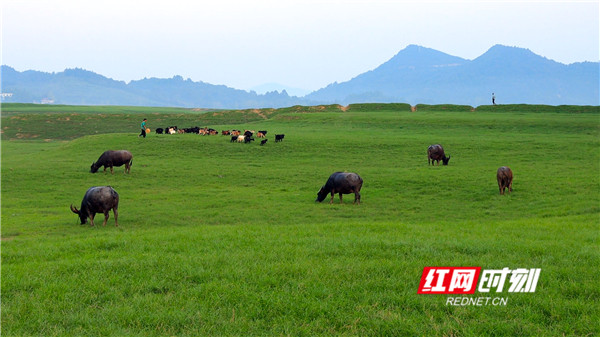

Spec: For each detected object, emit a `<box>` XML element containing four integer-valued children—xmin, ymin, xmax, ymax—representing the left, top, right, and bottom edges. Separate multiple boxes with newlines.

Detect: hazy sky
<box><xmin>2</xmin><ymin>0</ymin><xmax>599</xmax><ymax>92</ymax></box>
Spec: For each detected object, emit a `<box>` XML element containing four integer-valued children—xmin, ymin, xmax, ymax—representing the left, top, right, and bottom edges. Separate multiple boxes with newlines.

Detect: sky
<box><xmin>2</xmin><ymin>0</ymin><xmax>599</xmax><ymax>93</ymax></box>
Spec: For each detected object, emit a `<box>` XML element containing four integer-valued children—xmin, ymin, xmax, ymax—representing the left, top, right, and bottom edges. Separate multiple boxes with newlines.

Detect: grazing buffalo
<box><xmin>427</xmin><ymin>144</ymin><xmax>450</xmax><ymax>166</ymax></box>
<box><xmin>90</xmin><ymin>150</ymin><xmax>133</xmax><ymax>174</ymax></box>
<box><xmin>316</xmin><ymin>172</ymin><xmax>363</xmax><ymax>204</ymax></box>
<box><xmin>497</xmin><ymin>166</ymin><xmax>513</xmax><ymax>195</ymax></box>
<box><xmin>275</xmin><ymin>134</ymin><xmax>285</xmax><ymax>142</ymax></box>
<box><xmin>260</xmin><ymin>139</ymin><xmax>268</xmax><ymax>146</ymax></box>
<box><xmin>155</xmin><ymin>128</ymin><xmax>164</xmax><ymax>134</ymax></box>
<box><xmin>70</xmin><ymin>186</ymin><xmax>119</xmax><ymax>226</ymax></box>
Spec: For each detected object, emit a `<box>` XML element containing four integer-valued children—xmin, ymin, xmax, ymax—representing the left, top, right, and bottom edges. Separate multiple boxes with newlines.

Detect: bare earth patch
<box><xmin>15</xmin><ymin>133</ymin><xmax>40</xmax><ymax>139</ymax></box>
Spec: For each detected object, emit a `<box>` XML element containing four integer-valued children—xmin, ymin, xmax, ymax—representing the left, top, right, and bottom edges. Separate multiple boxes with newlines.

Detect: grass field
<box><xmin>1</xmin><ymin>103</ymin><xmax>599</xmax><ymax>336</ymax></box>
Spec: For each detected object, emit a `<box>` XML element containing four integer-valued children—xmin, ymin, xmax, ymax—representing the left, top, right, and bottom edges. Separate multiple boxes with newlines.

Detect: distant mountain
<box><xmin>305</xmin><ymin>44</ymin><xmax>599</xmax><ymax>106</ymax></box>
<box><xmin>250</xmin><ymin>83</ymin><xmax>311</xmax><ymax>97</ymax></box>
<box><xmin>2</xmin><ymin>44</ymin><xmax>598</xmax><ymax>107</ymax></box>
<box><xmin>0</xmin><ymin>67</ymin><xmax>308</xmax><ymax>109</ymax></box>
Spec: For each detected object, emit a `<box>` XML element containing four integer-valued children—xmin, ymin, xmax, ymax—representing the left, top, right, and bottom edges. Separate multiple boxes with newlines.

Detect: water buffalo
<box><xmin>497</xmin><ymin>166</ymin><xmax>513</xmax><ymax>195</ymax></box>
<box><xmin>427</xmin><ymin>144</ymin><xmax>450</xmax><ymax>165</ymax></box>
<box><xmin>316</xmin><ymin>172</ymin><xmax>363</xmax><ymax>204</ymax></box>
<box><xmin>70</xmin><ymin>186</ymin><xmax>119</xmax><ymax>226</ymax></box>
<box><xmin>90</xmin><ymin>150</ymin><xmax>133</xmax><ymax>174</ymax></box>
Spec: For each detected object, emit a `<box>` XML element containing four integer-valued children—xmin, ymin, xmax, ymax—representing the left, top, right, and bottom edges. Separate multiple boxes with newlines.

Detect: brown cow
<box><xmin>427</xmin><ymin>144</ymin><xmax>450</xmax><ymax>165</ymax></box>
<box><xmin>497</xmin><ymin>166</ymin><xmax>513</xmax><ymax>195</ymax></box>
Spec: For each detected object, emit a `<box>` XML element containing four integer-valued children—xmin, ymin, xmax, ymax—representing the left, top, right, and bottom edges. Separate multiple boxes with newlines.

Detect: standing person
<box><xmin>139</xmin><ymin>118</ymin><xmax>148</xmax><ymax>138</ymax></box>
<box><xmin>492</xmin><ymin>93</ymin><xmax>496</xmax><ymax>105</ymax></box>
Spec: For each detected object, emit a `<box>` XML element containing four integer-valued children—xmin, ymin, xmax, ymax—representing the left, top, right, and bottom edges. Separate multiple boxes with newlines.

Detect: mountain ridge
<box><xmin>2</xmin><ymin>44</ymin><xmax>598</xmax><ymax>107</ymax></box>
<box><xmin>305</xmin><ymin>44</ymin><xmax>599</xmax><ymax>105</ymax></box>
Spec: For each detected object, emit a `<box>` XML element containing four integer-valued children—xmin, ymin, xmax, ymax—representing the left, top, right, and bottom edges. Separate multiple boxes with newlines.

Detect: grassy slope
<box><xmin>1</xmin><ymin>104</ymin><xmax>599</xmax><ymax>336</ymax></box>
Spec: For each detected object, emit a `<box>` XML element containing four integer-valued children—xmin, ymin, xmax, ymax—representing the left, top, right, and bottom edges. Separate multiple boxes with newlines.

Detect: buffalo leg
<box><xmin>113</xmin><ymin>207</ymin><xmax>119</xmax><ymax>226</ymax></box>
<box><xmin>110</xmin><ymin>166</ymin><xmax>114</xmax><ymax>174</ymax></box>
<box><xmin>354</xmin><ymin>191</ymin><xmax>360</xmax><ymax>204</ymax></box>
<box><xmin>89</xmin><ymin>214</ymin><xmax>96</xmax><ymax>226</ymax></box>
<box><xmin>102</xmin><ymin>211</ymin><xmax>110</xmax><ymax>226</ymax></box>
<box><xmin>339</xmin><ymin>193</ymin><xmax>343</xmax><ymax>204</ymax></box>
<box><xmin>330</xmin><ymin>191</ymin><xmax>335</xmax><ymax>204</ymax></box>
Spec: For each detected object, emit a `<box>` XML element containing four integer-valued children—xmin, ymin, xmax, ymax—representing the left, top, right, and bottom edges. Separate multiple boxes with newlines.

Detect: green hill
<box><xmin>2</xmin><ymin>104</ymin><xmax>599</xmax><ymax>336</ymax></box>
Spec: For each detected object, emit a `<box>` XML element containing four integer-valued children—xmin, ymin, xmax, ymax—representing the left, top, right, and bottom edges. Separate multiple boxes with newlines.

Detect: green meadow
<box><xmin>1</xmin><ymin>103</ymin><xmax>599</xmax><ymax>336</ymax></box>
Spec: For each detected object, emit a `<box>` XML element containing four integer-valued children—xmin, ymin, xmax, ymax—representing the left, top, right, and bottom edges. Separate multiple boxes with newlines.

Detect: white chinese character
<box><xmin>449</xmin><ymin>269</ymin><xmax>477</xmax><ymax>292</ymax></box>
<box><xmin>508</xmin><ymin>268</ymin><xmax>541</xmax><ymax>292</ymax></box>
<box><xmin>422</xmin><ymin>269</ymin><xmax>450</xmax><ymax>292</ymax></box>
<box><xmin>478</xmin><ymin>268</ymin><xmax>511</xmax><ymax>292</ymax></box>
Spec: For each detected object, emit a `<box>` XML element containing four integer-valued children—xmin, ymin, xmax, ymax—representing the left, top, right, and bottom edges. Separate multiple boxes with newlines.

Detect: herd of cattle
<box><xmin>153</xmin><ymin>126</ymin><xmax>285</xmax><ymax>145</ymax></box>
<box><xmin>71</xmin><ymin>144</ymin><xmax>513</xmax><ymax>227</ymax></box>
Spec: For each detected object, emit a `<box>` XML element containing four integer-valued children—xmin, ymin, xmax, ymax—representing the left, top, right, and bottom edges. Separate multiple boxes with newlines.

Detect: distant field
<box><xmin>2</xmin><ymin>103</ymin><xmax>599</xmax><ymax>336</ymax></box>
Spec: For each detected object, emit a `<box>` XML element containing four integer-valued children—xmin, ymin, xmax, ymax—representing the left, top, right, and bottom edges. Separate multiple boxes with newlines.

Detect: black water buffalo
<box><xmin>70</xmin><ymin>186</ymin><xmax>119</xmax><ymax>226</ymax></box>
<box><xmin>91</xmin><ymin>150</ymin><xmax>133</xmax><ymax>174</ymax></box>
<box><xmin>316</xmin><ymin>172</ymin><xmax>363</xmax><ymax>204</ymax></box>
<box><xmin>260</xmin><ymin>139</ymin><xmax>268</xmax><ymax>146</ymax></box>
<box><xmin>427</xmin><ymin>144</ymin><xmax>450</xmax><ymax>165</ymax></box>
<box><xmin>155</xmin><ymin>128</ymin><xmax>164</xmax><ymax>134</ymax></box>
<box><xmin>497</xmin><ymin>166</ymin><xmax>513</xmax><ymax>195</ymax></box>
<box><xmin>275</xmin><ymin>134</ymin><xmax>285</xmax><ymax>142</ymax></box>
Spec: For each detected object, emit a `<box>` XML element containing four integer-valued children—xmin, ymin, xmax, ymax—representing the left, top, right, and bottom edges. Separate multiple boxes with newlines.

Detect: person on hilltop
<box><xmin>139</xmin><ymin>118</ymin><xmax>148</xmax><ymax>138</ymax></box>
<box><xmin>492</xmin><ymin>93</ymin><xmax>496</xmax><ymax>105</ymax></box>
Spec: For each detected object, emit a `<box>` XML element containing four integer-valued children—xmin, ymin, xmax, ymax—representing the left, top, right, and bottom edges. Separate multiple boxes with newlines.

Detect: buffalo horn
<box><xmin>70</xmin><ymin>204</ymin><xmax>80</xmax><ymax>214</ymax></box>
